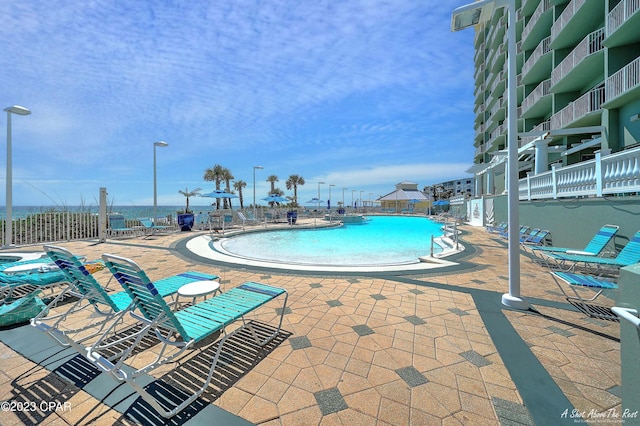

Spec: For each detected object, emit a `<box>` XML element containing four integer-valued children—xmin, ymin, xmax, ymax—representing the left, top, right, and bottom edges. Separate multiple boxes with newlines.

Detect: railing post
<box><xmin>595</xmin><ymin>150</ymin><xmax>603</xmax><ymax>197</ymax></box>
<box><xmin>526</xmin><ymin>172</ymin><xmax>532</xmax><ymax>201</ymax></box>
<box><xmin>551</xmin><ymin>164</ymin><xmax>558</xmax><ymax>199</ymax></box>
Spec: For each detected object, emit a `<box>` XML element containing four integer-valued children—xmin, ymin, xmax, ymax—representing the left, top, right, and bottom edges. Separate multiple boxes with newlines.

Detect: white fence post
<box><xmin>595</xmin><ymin>150</ymin><xmax>603</xmax><ymax>197</ymax></box>
<box><xmin>551</xmin><ymin>164</ymin><xmax>558</xmax><ymax>199</ymax></box>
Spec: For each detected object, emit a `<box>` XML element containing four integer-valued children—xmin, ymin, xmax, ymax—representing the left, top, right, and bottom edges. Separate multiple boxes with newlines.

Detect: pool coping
<box><xmin>173</xmin><ymin>227</ymin><xmax>481</xmax><ymax>277</ymax></box>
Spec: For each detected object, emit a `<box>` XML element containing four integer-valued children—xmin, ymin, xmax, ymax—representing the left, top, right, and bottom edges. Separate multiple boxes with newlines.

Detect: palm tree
<box><xmin>266</xmin><ymin>175</ymin><xmax>279</xmax><ymax>195</ymax></box>
<box><xmin>233</xmin><ymin>180</ymin><xmax>247</xmax><ymax>209</ymax></box>
<box><xmin>203</xmin><ymin>165</ymin><xmax>225</xmax><ymax>209</ymax></box>
<box><xmin>178</xmin><ymin>187</ymin><xmax>201</xmax><ymax>214</ymax></box>
<box><xmin>285</xmin><ymin>174</ymin><xmax>305</xmax><ymax>207</ymax></box>
<box><xmin>220</xmin><ymin>167</ymin><xmax>234</xmax><ymax>209</ymax></box>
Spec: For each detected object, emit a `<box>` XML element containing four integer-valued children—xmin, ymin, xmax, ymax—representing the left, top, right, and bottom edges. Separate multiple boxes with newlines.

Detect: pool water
<box><xmin>218</xmin><ymin>215</ymin><xmax>444</xmax><ymax>266</ymax></box>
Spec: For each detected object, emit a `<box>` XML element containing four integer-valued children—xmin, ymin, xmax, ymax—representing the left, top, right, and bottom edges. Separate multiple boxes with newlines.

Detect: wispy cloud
<box><xmin>1</xmin><ymin>0</ymin><xmax>477</xmax><ymax>205</ymax></box>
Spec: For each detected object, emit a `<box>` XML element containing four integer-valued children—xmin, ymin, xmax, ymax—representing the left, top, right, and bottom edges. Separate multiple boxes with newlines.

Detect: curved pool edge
<box><xmin>181</xmin><ymin>234</ymin><xmax>461</xmax><ymax>274</ymax></box>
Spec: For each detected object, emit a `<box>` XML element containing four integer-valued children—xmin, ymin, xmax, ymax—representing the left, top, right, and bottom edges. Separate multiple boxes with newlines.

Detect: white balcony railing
<box><xmin>522</xmin><ymin>36</ymin><xmax>551</xmax><ymax>78</ymax></box>
<box><xmin>551</xmin><ymin>86</ymin><xmax>605</xmax><ymax>129</ymax></box>
<box><xmin>520</xmin><ymin>146</ymin><xmax>640</xmax><ymax>200</ymax></box>
<box><xmin>607</xmin><ymin>0</ymin><xmax>640</xmax><ymax>36</ymax></box>
<box><xmin>523</xmin><ymin>0</ymin><xmax>552</xmax><ymax>43</ymax></box>
<box><xmin>521</xmin><ymin>79</ymin><xmax>551</xmax><ymax>114</ymax></box>
<box><xmin>551</xmin><ymin>0</ymin><xmax>586</xmax><ymax>43</ymax></box>
<box><xmin>551</xmin><ymin>28</ymin><xmax>605</xmax><ymax>86</ymax></box>
<box><xmin>606</xmin><ymin>56</ymin><xmax>640</xmax><ymax>101</ymax></box>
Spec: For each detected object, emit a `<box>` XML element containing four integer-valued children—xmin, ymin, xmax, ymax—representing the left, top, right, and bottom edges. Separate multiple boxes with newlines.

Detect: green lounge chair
<box><xmin>32</xmin><ymin>245</ymin><xmax>218</xmax><ymax>358</ymax></box>
<box><xmin>138</xmin><ymin>217</ymin><xmax>173</xmax><ymax>236</ymax></box>
<box><xmin>550</xmin><ymin>271</ymin><xmax>619</xmax><ymax>321</ymax></box>
<box><xmin>531</xmin><ymin>224</ymin><xmax>619</xmax><ymax>258</ymax></box>
<box><xmin>543</xmin><ymin>230</ymin><xmax>640</xmax><ymax>273</ymax></box>
<box><xmin>88</xmin><ymin>253</ymin><xmax>288</xmax><ymax>419</ymax></box>
<box><xmin>107</xmin><ymin>214</ymin><xmax>138</xmax><ymax>238</ymax></box>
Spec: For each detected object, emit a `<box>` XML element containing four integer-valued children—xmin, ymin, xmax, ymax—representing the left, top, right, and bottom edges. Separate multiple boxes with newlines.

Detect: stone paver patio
<box><xmin>0</xmin><ymin>222</ymin><xmax>621</xmax><ymax>425</ymax></box>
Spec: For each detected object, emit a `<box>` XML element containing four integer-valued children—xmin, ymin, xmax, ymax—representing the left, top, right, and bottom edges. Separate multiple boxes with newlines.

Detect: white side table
<box><xmin>176</xmin><ymin>280</ymin><xmax>220</xmax><ymax>307</ymax></box>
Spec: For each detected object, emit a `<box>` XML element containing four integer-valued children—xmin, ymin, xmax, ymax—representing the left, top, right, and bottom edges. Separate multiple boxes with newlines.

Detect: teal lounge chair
<box><xmin>88</xmin><ymin>253</ymin><xmax>288</xmax><ymax>418</ymax></box>
<box><xmin>107</xmin><ymin>214</ymin><xmax>137</xmax><ymax>239</ymax></box>
<box><xmin>544</xmin><ymin>230</ymin><xmax>640</xmax><ymax>273</ymax></box>
<box><xmin>486</xmin><ymin>222</ymin><xmax>507</xmax><ymax>234</ymax></box>
<box><xmin>237</xmin><ymin>211</ymin><xmax>261</xmax><ymax>229</ymax></box>
<box><xmin>531</xmin><ymin>224</ymin><xmax>619</xmax><ymax>259</ymax></box>
<box><xmin>0</xmin><ymin>290</ymin><xmax>48</xmax><ymax>327</ymax></box>
<box><xmin>550</xmin><ymin>271</ymin><xmax>619</xmax><ymax>321</ymax></box>
<box><xmin>521</xmin><ymin>229</ymin><xmax>550</xmax><ymax>247</ymax></box>
<box><xmin>32</xmin><ymin>245</ymin><xmax>218</xmax><ymax>358</ymax></box>
<box><xmin>138</xmin><ymin>217</ymin><xmax>173</xmax><ymax>236</ymax></box>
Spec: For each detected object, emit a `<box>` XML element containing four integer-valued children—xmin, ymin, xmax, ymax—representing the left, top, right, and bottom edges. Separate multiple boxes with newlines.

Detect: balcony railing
<box><xmin>521</xmin><ymin>79</ymin><xmax>551</xmax><ymax>114</ymax></box>
<box><xmin>551</xmin><ymin>86</ymin><xmax>605</xmax><ymax>129</ymax></box>
<box><xmin>519</xmin><ymin>146</ymin><xmax>640</xmax><ymax>200</ymax></box>
<box><xmin>607</xmin><ymin>0</ymin><xmax>640</xmax><ymax>36</ymax></box>
<box><xmin>489</xmin><ymin>123</ymin><xmax>506</xmax><ymax>143</ymax></box>
<box><xmin>606</xmin><ymin>56</ymin><xmax>640</xmax><ymax>101</ymax></box>
<box><xmin>551</xmin><ymin>0</ymin><xmax>586</xmax><ymax>42</ymax></box>
<box><xmin>551</xmin><ymin>28</ymin><xmax>605</xmax><ymax>87</ymax></box>
<box><xmin>523</xmin><ymin>0</ymin><xmax>552</xmax><ymax>44</ymax></box>
<box><xmin>522</xmin><ymin>36</ymin><xmax>551</xmax><ymax>78</ymax></box>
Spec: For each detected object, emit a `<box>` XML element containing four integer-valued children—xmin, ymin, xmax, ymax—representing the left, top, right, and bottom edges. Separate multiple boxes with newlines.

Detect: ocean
<box><xmin>0</xmin><ymin>205</ymin><xmax>236</xmax><ymax>220</ymax></box>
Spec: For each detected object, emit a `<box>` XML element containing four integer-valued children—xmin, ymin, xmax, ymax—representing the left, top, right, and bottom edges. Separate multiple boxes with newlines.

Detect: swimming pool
<box><xmin>216</xmin><ymin>215</ymin><xmax>444</xmax><ymax>266</ymax></box>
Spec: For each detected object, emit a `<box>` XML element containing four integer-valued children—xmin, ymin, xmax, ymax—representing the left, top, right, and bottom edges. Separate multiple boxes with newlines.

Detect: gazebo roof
<box><xmin>378</xmin><ymin>189</ymin><xmax>429</xmax><ymax>202</ymax></box>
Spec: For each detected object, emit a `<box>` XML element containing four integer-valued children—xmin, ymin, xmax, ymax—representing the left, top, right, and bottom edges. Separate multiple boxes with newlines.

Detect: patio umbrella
<box><xmin>306</xmin><ymin>198</ymin><xmax>325</xmax><ymax>226</ymax></box>
<box><xmin>433</xmin><ymin>200</ymin><xmax>450</xmax><ymax>206</ymax></box>
<box><xmin>262</xmin><ymin>195</ymin><xmax>288</xmax><ymax>204</ymax></box>
<box><xmin>200</xmin><ymin>190</ymin><xmax>239</xmax><ymax>233</ymax></box>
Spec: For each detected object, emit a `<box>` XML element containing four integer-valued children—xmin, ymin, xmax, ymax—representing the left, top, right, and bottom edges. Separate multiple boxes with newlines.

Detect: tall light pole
<box><xmin>342</xmin><ymin>188</ymin><xmax>347</xmax><ymax>208</ymax></box>
<box><xmin>3</xmin><ymin>105</ymin><xmax>31</xmax><ymax>247</ymax></box>
<box><xmin>253</xmin><ymin>165</ymin><xmax>263</xmax><ymax>218</ymax></box>
<box><xmin>452</xmin><ymin>0</ymin><xmax>527</xmax><ymax>310</ymax></box>
<box><xmin>328</xmin><ymin>184</ymin><xmax>335</xmax><ymax>210</ymax></box>
<box><xmin>153</xmin><ymin>141</ymin><xmax>168</xmax><ymax>228</ymax></box>
<box><xmin>352</xmin><ymin>190</ymin><xmax>356</xmax><ymax>208</ymax></box>
<box><xmin>317</xmin><ymin>181</ymin><xmax>325</xmax><ymax>200</ymax></box>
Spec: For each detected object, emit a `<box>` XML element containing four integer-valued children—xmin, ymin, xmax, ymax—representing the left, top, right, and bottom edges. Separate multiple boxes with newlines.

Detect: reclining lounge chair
<box><xmin>87</xmin><ymin>253</ymin><xmax>288</xmax><ymax>418</ymax></box>
<box><xmin>31</xmin><ymin>245</ymin><xmax>218</xmax><ymax>360</ymax></box>
<box><xmin>550</xmin><ymin>271</ymin><xmax>619</xmax><ymax>321</ymax></box>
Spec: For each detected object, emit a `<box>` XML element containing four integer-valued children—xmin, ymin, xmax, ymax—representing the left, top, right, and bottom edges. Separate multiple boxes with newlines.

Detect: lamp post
<box><xmin>153</xmin><ymin>141</ymin><xmax>168</xmax><ymax>230</ymax></box>
<box><xmin>3</xmin><ymin>106</ymin><xmax>31</xmax><ymax>247</ymax></box>
<box><xmin>253</xmin><ymin>166</ymin><xmax>263</xmax><ymax>218</ymax></box>
<box><xmin>317</xmin><ymin>181</ymin><xmax>324</xmax><ymax>200</ymax></box>
<box><xmin>342</xmin><ymin>188</ymin><xmax>347</xmax><ymax>207</ymax></box>
<box><xmin>452</xmin><ymin>0</ymin><xmax>527</xmax><ymax>310</ymax></box>
<box><xmin>352</xmin><ymin>190</ymin><xmax>356</xmax><ymax>209</ymax></box>
<box><xmin>360</xmin><ymin>191</ymin><xmax>364</xmax><ymax>211</ymax></box>
<box><xmin>328</xmin><ymin>184</ymin><xmax>335</xmax><ymax>210</ymax></box>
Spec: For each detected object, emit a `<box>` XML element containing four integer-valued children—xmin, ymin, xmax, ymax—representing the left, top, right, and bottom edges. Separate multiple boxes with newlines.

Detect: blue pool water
<box><xmin>219</xmin><ymin>215</ymin><xmax>444</xmax><ymax>266</ymax></box>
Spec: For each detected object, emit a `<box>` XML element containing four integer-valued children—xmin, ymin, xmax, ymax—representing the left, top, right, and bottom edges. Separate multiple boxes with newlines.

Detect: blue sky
<box><xmin>1</xmin><ymin>0</ymin><xmax>476</xmax><ymax>208</ymax></box>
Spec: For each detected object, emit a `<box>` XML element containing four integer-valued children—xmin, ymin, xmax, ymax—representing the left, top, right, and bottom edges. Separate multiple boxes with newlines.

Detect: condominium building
<box><xmin>470</xmin><ymin>0</ymin><xmax>640</xmax><ymax>197</ymax></box>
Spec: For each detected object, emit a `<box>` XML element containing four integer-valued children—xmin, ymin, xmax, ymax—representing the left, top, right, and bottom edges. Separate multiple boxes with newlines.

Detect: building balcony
<box><xmin>521</xmin><ymin>36</ymin><xmax>552</xmax><ymax>85</ymax></box>
<box><xmin>603</xmin><ymin>56</ymin><xmax>640</xmax><ymax>109</ymax></box>
<box><xmin>551</xmin><ymin>86</ymin><xmax>605</xmax><ymax>129</ymax></box>
<box><xmin>550</xmin><ymin>28</ymin><xmax>605</xmax><ymax>93</ymax></box>
<box><xmin>522</xmin><ymin>0</ymin><xmax>553</xmax><ymax>50</ymax></box>
<box><xmin>605</xmin><ymin>0</ymin><xmax>640</xmax><ymax>47</ymax></box>
<box><xmin>550</xmin><ymin>0</ymin><xmax>605</xmax><ymax>49</ymax></box>
<box><xmin>521</xmin><ymin>79</ymin><xmax>552</xmax><ymax>118</ymax></box>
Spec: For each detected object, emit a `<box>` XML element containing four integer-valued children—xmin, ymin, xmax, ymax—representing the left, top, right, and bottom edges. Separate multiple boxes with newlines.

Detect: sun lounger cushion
<box><xmin>0</xmin><ymin>293</ymin><xmax>48</xmax><ymax>327</ymax></box>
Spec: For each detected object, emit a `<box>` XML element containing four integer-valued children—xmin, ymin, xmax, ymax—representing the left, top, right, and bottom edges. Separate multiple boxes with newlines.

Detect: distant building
<box><xmin>423</xmin><ymin>178</ymin><xmax>475</xmax><ymax>200</ymax></box>
<box><xmin>377</xmin><ymin>182</ymin><xmax>430</xmax><ymax>213</ymax></box>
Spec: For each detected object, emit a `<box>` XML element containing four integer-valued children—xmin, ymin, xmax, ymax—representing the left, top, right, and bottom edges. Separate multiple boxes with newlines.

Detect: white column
<box><xmin>534</xmin><ymin>139</ymin><xmax>549</xmax><ymax>174</ymax></box>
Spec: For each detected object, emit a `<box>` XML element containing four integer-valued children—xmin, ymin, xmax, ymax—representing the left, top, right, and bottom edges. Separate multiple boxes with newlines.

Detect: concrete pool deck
<box><xmin>0</xmin><ymin>223</ymin><xmax>621</xmax><ymax>425</ymax></box>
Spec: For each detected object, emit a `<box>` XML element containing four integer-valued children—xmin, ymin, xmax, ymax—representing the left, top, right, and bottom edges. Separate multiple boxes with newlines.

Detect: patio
<box><xmin>0</xmin><ymin>223</ymin><xmax>620</xmax><ymax>425</ymax></box>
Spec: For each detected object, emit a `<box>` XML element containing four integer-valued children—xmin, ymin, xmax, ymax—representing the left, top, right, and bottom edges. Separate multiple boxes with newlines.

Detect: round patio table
<box><xmin>176</xmin><ymin>280</ymin><xmax>220</xmax><ymax>306</ymax></box>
